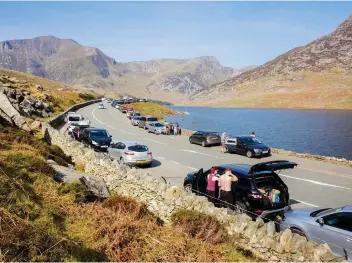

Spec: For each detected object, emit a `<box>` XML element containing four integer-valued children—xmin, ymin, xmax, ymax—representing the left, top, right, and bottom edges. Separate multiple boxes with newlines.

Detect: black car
<box><xmin>189</xmin><ymin>131</ymin><xmax>221</xmax><ymax>147</ymax></box>
<box><xmin>80</xmin><ymin>128</ymin><xmax>112</xmax><ymax>152</ymax></box>
<box><xmin>184</xmin><ymin>160</ymin><xmax>297</xmax><ymax>219</ymax></box>
<box><xmin>225</xmin><ymin>136</ymin><xmax>271</xmax><ymax>158</ymax></box>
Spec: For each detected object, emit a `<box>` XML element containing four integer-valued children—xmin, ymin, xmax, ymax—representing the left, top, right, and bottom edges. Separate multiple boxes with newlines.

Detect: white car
<box><xmin>67</xmin><ymin>119</ymin><xmax>90</xmax><ymax>134</ymax></box>
<box><xmin>98</xmin><ymin>103</ymin><xmax>105</xmax><ymax>109</ymax></box>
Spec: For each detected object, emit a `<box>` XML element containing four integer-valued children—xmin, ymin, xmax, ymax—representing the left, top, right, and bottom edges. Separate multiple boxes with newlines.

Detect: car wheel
<box><xmin>184</xmin><ymin>183</ymin><xmax>193</xmax><ymax>193</ymax></box>
<box><xmin>246</xmin><ymin>150</ymin><xmax>253</xmax><ymax>158</ymax></box>
<box><xmin>201</xmin><ymin>141</ymin><xmax>206</xmax><ymax>147</ymax></box>
<box><xmin>189</xmin><ymin>138</ymin><xmax>193</xmax><ymax>144</ymax></box>
<box><xmin>118</xmin><ymin>157</ymin><xmax>124</xmax><ymax>164</ymax></box>
<box><xmin>291</xmin><ymin>228</ymin><xmax>306</xmax><ymax>238</ymax></box>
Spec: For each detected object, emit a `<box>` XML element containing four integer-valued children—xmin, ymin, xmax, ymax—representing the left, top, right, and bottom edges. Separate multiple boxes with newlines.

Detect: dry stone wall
<box><xmin>37</xmin><ymin>103</ymin><xmax>343</xmax><ymax>262</ymax></box>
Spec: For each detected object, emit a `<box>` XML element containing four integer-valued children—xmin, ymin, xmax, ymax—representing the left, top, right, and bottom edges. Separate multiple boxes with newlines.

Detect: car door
<box><xmin>196</xmin><ymin>132</ymin><xmax>204</xmax><ymax>144</ymax></box>
<box><xmin>82</xmin><ymin>129</ymin><xmax>89</xmax><ymax>144</ymax></box>
<box><xmin>310</xmin><ymin>212</ymin><xmax>352</xmax><ymax>258</ymax></box>
<box><xmin>236</xmin><ymin>138</ymin><xmax>246</xmax><ymax>155</ymax></box>
<box><xmin>116</xmin><ymin>142</ymin><xmax>126</xmax><ymax>160</ymax></box>
<box><xmin>192</xmin><ymin>168</ymin><xmax>204</xmax><ymax>195</ymax></box>
<box><xmin>226</xmin><ymin>138</ymin><xmax>238</xmax><ymax>153</ymax></box>
<box><xmin>108</xmin><ymin>142</ymin><xmax>119</xmax><ymax>158</ymax></box>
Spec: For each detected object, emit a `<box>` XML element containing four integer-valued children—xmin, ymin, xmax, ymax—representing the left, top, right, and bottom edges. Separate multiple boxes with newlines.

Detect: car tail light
<box><xmin>255</xmin><ymin>210</ymin><xmax>263</xmax><ymax>215</ymax></box>
<box><xmin>248</xmin><ymin>193</ymin><xmax>263</xmax><ymax>199</ymax></box>
<box><xmin>147</xmin><ymin>152</ymin><xmax>152</xmax><ymax>155</ymax></box>
<box><xmin>124</xmin><ymin>152</ymin><xmax>135</xmax><ymax>155</ymax></box>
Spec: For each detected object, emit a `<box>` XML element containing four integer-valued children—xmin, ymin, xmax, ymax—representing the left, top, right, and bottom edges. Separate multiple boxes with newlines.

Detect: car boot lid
<box><xmin>249</xmin><ymin>160</ymin><xmax>297</xmax><ymax>174</ymax></box>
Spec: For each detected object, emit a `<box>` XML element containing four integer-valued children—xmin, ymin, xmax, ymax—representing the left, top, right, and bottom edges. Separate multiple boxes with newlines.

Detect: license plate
<box><xmin>262</xmin><ymin>151</ymin><xmax>268</xmax><ymax>154</ymax></box>
<box><xmin>101</xmin><ymin>145</ymin><xmax>108</xmax><ymax>148</ymax></box>
<box><xmin>136</xmin><ymin>160</ymin><xmax>146</xmax><ymax>164</ymax></box>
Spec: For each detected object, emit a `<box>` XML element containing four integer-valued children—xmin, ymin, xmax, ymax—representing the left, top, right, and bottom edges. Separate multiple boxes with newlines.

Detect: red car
<box><xmin>120</xmin><ymin>106</ymin><xmax>127</xmax><ymax>113</ymax></box>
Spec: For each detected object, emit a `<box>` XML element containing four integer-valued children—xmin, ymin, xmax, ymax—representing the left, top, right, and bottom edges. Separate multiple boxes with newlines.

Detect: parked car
<box><xmin>281</xmin><ymin>206</ymin><xmax>352</xmax><ymax>260</ymax></box>
<box><xmin>108</xmin><ymin>141</ymin><xmax>153</xmax><ymax>167</ymax></box>
<box><xmin>71</xmin><ymin>122</ymin><xmax>91</xmax><ymax>141</ymax></box>
<box><xmin>80</xmin><ymin>128</ymin><xmax>112</xmax><ymax>152</ymax></box>
<box><xmin>147</xmin><ymin>122</ymin><xmax>166</xmax><ymax>134</ymax></box>
<box><xmin>67</xmin><ymin>119</ymin><xmax>90</xmax><ymax>135</ymax></box>
<box><xmin>138</xmin><ymin>115</ymin><xmax>158</xmax><ymax>129</ymax></box>
<box><xmin>189</xmin><ymin>131</ymin><xmax>221</xmax><ymax>147</ymax></box>
<box><xmin>131</xmin><ymin>116</ymin><xmax>142</xmax><ymax>126</ymax></box>
<box><xmin>126</xmin><ymin>109</ymin><xmax>135</xmax><ymax>119</ymax></box>
<box><xmin>184</xmin><ymin>160</ymin><xmax>296</xmax><ymax>220</ymax></box>
<box><xmin>98</xmin><ymin>103</ymin><xmax>105</xmax><ymax>109</ymax></box>
<box><xmin>225</xmin><ymin>136</ymin><xmax>271</xmax><ymax>158</ymax></box>
<box><xmin>132</xmin><ymin>112</ymin><xmax>141</xmax><ymax>118</ymax></box>
<box><xmin>120</xmin><ymin>106</ymin><xmax>127</xmax><ymax>113</ymax></box>
<box><xmin>64</xmin><ymin>111</ymin><xmax>78</xmax><ymax>122</ymax></box>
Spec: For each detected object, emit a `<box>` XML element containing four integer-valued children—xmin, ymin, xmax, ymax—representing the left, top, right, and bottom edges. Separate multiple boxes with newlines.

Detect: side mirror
<box><xmin>317</xmin><ymin>218</ymin><xmax>324</xmax><ymax>226</ymax></box>
<box><xmin>109</xmin><ymin>135</ymin><xmax>112</xmax><ymax>138</ymax></box>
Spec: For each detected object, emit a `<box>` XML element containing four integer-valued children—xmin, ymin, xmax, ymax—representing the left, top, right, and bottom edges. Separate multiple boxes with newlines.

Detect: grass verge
<box><xmin>130</xmin><ymin>102</ymin><xmax>180</xmax><ymax>120</ymax></box>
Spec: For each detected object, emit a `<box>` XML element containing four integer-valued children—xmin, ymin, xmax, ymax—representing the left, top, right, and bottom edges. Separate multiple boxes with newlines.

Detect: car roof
<box><xmin>341</xmin><ymin>206</ymin><xmax>352</xmax><ymax>212</ymax></box>
<box><xmin>118</xmin><ymin>141</ymin><xmax>146</xmax><ymax>146</ymax></box>
<box><xmin>86</xmin><ymin>128</ymin><xmax>106</xmax><ymax>131</ymax></box>
<box><xmin>218</xmin><ymin>164</ymin><xmax>252</xmax><ymax>175</ymax></box>
<box><xmin>196</xmin><ymin>131</ymin><xmax>218</xmax><ymax>133</ymax></box>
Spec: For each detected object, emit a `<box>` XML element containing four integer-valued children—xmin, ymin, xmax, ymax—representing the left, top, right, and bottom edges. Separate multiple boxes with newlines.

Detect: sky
<box><xmin>0</xmin><ymin>1</ymin><xmax>351</xmax><ymax>68</ymax></box>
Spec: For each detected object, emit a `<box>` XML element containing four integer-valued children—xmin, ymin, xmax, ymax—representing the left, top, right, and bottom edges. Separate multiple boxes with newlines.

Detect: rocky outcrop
<box><xmin>48</xmin><ymin>159</ymin><xmax>110</xmax><ymax>201</ymax></box>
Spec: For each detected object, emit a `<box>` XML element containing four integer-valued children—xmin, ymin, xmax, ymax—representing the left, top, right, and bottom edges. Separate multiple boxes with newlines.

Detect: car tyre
<box><xmin>291</xmin><ymin>228</ymin><xmax>306</xmax><ymax>238</ymax></box>
<box><xmin>246</xmin><ymin>150</ymin><xmax>253</xmax><ymax>158</ymax></box>
<box><xmin>189</xmin><ymin>138</ymin><xmax>193</xmax><ymax>144</ymax></box>
<box><xmin>118</xmin><ymin>157</ymin><xmax>124</xmax><ymax>165</ymax></box>
<box><xmin>201</xmin><ymin>141</ymin><xmax>206</xmax><ymax>147</ymax></box>
<box><xmin>184</xmin><ymin>183</ymin><xmax>193</xmax><ymax>193</ymax></box>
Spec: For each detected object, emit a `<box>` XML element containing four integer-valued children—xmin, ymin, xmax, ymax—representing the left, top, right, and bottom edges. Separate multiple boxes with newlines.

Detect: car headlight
<box><xmin>91</xmin><ymin>140</ymin><xmax>99</xmax><ymax>146</ymax></box>
<box><xmin>254</xmin><ymin>149</ymin><xmax>261</xmax><ymax>153</ymax></box>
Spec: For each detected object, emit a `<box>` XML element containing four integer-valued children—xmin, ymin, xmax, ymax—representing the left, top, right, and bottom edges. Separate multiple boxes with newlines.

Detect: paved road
<box><xmin>74</xmin><ymin>102</ymin><xmax>352</xmax><ymax>209</ymax></box>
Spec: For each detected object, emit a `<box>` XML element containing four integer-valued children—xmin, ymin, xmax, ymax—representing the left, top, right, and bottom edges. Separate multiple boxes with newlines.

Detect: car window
<box><xmin>323</xmin><ymin>212</ymin><xmax>352</xmax><ymax>231</ymax></box>
<box><xmin>68</xmin><ymin>116</ymin><xmax>80</xmax><ymax>121</ymax></box>
<box><xmin>227</xmin><ymin>139</ymin><xmax>237</xmax><ymax>144</ymax></box>
<box><xmin>237</xmin><ymin>178</ymin><xmax>250</xmax><ymax>189</ymax></box>
<box><xmin>150</xmin><ymin>123</ymin><xmax>154</xmax><ymax>126</ymax></box>
<box><xmin>90</xmin><ymin>130</ymin><xmax>108</xmax><ymax>137</ymax></box>
<box><xmin>128</xmin><ymin>145</ymin><xmax>148</xmax><ymax>152</ymax></box>
<box><xmin>147</xmin><ymin>117</ymin><xmax>158</xmax><ymax>122</ymax></box>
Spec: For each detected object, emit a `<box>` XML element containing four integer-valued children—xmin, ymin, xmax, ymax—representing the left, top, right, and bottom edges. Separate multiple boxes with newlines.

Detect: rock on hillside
<box><xmin>190</xmin><ymin>15</ymin><xmax>352</xmax><ymax>109</ymax></box>
<box><xmin>0</xmin><ymin>36</ymin><xmax>252</xmax><ymax>103</ymax></box>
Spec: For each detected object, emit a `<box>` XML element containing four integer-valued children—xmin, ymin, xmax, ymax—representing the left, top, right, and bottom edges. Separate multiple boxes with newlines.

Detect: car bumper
<box><xmin>125</xmin><ymin>160</ymin><xmax>153</xmax><ymax>166</ymax></box>
<box><xmin>253</xmin><ymin>151</ymin><xmax>271</xmax><ymax>157</ymax></box>
<box><xmin>259</xmin><ymin>205</ymin><xmax>291</xmax><ymax>220</ymax></box>
<box><xmin>91</xmin><ymin>144</ymin><xmax>110</xmax><ymax>151</ymax></box>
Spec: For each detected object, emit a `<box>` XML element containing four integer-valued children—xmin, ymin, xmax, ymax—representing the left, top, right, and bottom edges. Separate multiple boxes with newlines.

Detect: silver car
<box><xmin>108</xmin><ymin>141</ymin><xmax>153</xmax><ymax>167</ymax></box>
<box><xmin>131</xmin><ymin>116</ymin><xmax>141</xmax><ymax>126</ymax></box>
<box><xmin>281</xmin><ymin>206</ymin><xmax>352</xmax><ymax>260</ymax></box>
<box><xmin>147</xmin><ymin>122</ymin><xmax>166</xmax><ymax>134</ymax></box>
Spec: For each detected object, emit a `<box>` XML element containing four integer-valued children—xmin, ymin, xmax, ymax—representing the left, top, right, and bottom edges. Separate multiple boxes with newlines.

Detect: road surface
<box><xmin>72</xmin><ymin>102</ymin><xmax>352</xmax><ymax>209</ymax></box>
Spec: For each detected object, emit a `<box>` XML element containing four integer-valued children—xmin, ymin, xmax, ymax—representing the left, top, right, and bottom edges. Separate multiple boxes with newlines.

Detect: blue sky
<box><xmin>0</xmin><ymin>1</ymin><xmax>351</xmax><ymax>68</ymax></box>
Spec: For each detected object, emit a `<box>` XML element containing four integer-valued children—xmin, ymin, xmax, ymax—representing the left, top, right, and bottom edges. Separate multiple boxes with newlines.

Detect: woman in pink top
<box><xmin>219</xmin><ymin>168</ymin><xmax>238</xmax><ymax>209</ymax></box>
<box><xmin>206</xmin><ymin>166</ymin><xmax>219</xmax><ymax>204</ymax></box>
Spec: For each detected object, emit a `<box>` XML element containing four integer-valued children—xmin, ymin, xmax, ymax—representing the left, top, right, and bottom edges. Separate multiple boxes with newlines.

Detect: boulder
<box><xmin>49</xmin><ymin>160</ymin><xmax>110</xmax><ymax>201</ymax></box>
<box><xmin>266</xmin><ymin>220</ymin><xmax>276</xmax><ymax>237</ymax></box>
<box><xmin>313</xmin><ymin>243</ymin><xmax>339</xmax><ymax>262</ymax></box>
<box><xmin>30</xmin><ymin>120</ymin><xmax>42</xmax><ymax>130</ymax></box>
<box><xmin>279</xmin><ymin>228</ymin><xmax>293</xmax><ymax>248</ymax></box>
<box><xmin>36</xmin><ymin>84</ymin><xmax>43</xmax><ymax>91</ymax></box>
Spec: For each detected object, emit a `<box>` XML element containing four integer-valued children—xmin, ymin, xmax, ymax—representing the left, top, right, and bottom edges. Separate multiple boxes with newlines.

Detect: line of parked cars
<box><xmin>189</xmin><ymin>131</ymin><xmax>271</xmax><ymax>158</ymax></box>
<box><xmin>65</xmin><ymin>109</ymin><xmax>154</xmax><ymax>168</ymax></box>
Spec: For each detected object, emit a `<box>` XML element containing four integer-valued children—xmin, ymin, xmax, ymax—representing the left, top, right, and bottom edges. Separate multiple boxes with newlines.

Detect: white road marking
<box><xmin>92</xmin><ymin>108</ymin><xmax>105</xmax><ymax>125</ymax></box>
<box><xmin>171</xmin><ymin>161</ymin><xmax>180</xmax><ymax>165</ymax></box>
<box><xmin>181</xmin><ymin>149</ymin><xmax>224</xmax><ymax>159</ymax></box>
<box><xmin>279</xmin><ymin>173</ymin><xmax>351</xmax><ymax>190</ymax></box>
<box><xmin>187</xmin><ymin>166</ymin><xmax>198</xmax><ymax>171</ymax></box>
<box><xmin>156</xmin><ymin>156</ymin><xmax>165</xmax><ymax>160</ymax></box>
<box><xmin>299</xmin><ymin>166</ymin><xmax>352</xmax><ymax>179</ymax></box>
<box><xmin>292</xmin><ymin>199</ymin><xmax>319</xmax><ymax>207</ymax></box>
<box><xmin>120</xmin><ymin>130</ymin><xmax>137</xmax><ymax>136</ymax></box>
<box><xmin>144</xmin><ymin>137</ymin><xmax>166</xmax><ymax>145</ymax></box>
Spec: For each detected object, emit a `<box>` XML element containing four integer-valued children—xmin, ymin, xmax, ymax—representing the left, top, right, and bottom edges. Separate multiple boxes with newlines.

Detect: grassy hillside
<box><xmin>130</xmin><ymin>102</ymin><xmax>180</xmax><ymax>120</ymax></box>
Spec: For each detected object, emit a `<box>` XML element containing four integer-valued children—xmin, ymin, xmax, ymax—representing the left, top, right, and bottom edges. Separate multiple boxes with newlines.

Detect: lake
<box><xmin>165</xmin><ymin>106</ymin><xmax>352</xmax><ymax>160</ymax></box>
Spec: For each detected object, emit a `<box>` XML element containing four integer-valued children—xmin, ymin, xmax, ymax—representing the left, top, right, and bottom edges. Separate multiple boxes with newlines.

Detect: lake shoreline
<box><xmin>180</xmin><ymin>128</ymin><xmax>352</xmax><ymax>167</ymax></box>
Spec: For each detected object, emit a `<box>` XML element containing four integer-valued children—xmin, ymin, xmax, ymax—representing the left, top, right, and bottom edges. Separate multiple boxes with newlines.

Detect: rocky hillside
<box><xmin>191</xmin><ymin>15</ymin><xmax>352</xmax><ymax>109</ymax></box>
<box><xmin>0</xmin><ymin>36</ymin><xmax>249</xmax><ymax>103</ymax></box>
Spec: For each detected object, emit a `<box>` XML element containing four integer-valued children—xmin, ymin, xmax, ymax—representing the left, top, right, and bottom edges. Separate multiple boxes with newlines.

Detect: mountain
<box><xmin>0</xmin><ymin>36</ymin><xmax>249</xmax><ymax>103</ymax></box>
<box><xmin>190</xmin><ymin>15</ymin><xmax>352</xmax><ymax>109</ymax></box>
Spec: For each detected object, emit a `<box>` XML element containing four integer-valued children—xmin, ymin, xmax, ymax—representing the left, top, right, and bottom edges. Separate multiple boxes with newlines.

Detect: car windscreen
<box><xmin>90</xmin><ymin>130</ymin><xmax>108</xmax><ymax>137</ymax></box>
<box><xmin>147</xmin><ymin>117</ymin><xmax>158</xmax><ymax>122</ymax></box>
<box><xmin>154</xmin><ymin>123</ymin><xmax>164</xmax><ymax>127</ymax></box>
<box><xmin>68</xmin><ymin>116</ymin><xmax>80</xmax><ymax>121</ymax></box>
<box><xmin>241</xmin><ymin>137</ymin><xmax>262</xmax><ymax>145</ymax></box>
<box><xmin>134</xmin><ymin>113</ymin><xmax>141</xmax><ymax>116</ymax></box>
<box><xmin>128</xmin><ymin>145</ymin><xmax>148</xmax><ymax>152</ymax></box>
<box><xmin>133</xmin><ymin>116</ymin><xmax>141</xmax><ymax>120</ymax></box>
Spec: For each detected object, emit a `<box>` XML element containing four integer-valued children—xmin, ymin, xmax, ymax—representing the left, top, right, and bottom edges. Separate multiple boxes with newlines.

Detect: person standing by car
<box><xmin>206</xmin><ymin>166</ymin><xmax>220</xmax><ymax>204</ymax></box>
<box><xmin>219</xmin><ymin>168</ymin><xmax>238</xmax><ymax>209</ymax></box>
<box><xmin>250</xmin><ymin>131</ymin><xmax>256</xmax><ymax>138</ymax></box>
<box><xmin>221</xmin><ymin>131</ymin><xmax>228</xmax><ymax>153</ymax></box>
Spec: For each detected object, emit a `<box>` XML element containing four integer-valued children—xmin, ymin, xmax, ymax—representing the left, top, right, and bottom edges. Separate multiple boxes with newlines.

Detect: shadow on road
<box><xmin>151</xmin><ymin>159</ymin><xmax>162</xmax><ymax>168</ymax></box>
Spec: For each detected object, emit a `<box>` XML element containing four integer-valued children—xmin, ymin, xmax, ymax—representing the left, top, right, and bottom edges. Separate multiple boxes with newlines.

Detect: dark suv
<box><xmin>184</xmin><ymin>160</ymin><xmax>297</xmax><ymax>219</ymax></box>
<box><xmin>80</xmin><ymin>128</ymin><xmax>112</xmax><ymax>152</ymax></box>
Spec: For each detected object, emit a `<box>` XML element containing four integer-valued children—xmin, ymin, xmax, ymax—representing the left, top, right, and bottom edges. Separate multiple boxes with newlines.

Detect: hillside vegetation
<box><xmin>130</xmin><ymin>102</ymin><xmax>180</xmax><ymax>120</ymax></box>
